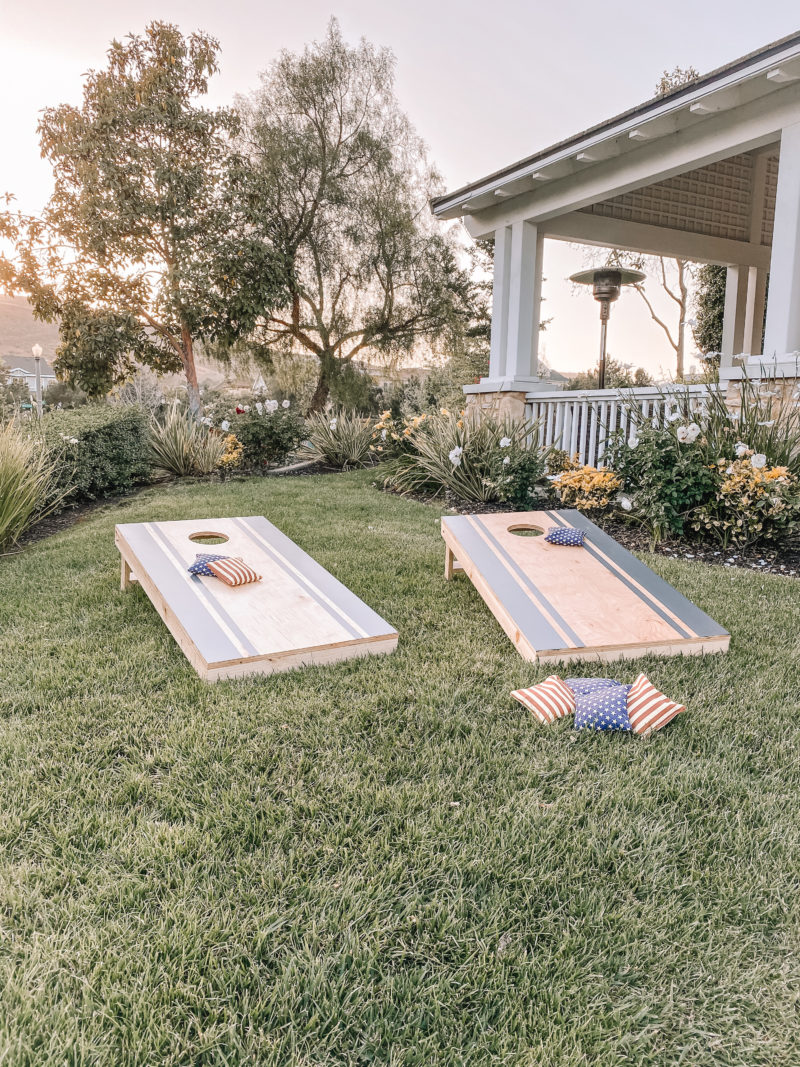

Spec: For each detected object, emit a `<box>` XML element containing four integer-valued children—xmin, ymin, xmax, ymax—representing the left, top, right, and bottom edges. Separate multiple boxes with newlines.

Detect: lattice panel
<box><xmin>580</xmin><ymin>152</ymin><xmax>778</xmax><ymax>245</ymax></box>
<box><xmin>761</xmin><ymin>154</ymin><xmax>779</xmax><ymax>246</ymax></box>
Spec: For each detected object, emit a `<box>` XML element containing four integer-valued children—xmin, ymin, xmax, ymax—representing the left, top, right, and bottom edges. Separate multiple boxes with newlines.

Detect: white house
<box><xmin>1</xmin><ymin>355</ymin><xmax>57</xmax><ymax>394</ymax></box>
<box><xmin>431</xmin><ymin>31</ymin><xmax>800</xmax><ymax>417</ymax></box>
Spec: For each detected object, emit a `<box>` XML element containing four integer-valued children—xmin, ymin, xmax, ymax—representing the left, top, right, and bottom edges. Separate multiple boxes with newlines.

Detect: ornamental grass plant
<box><xmin>303</xmin><ymin>411</ymin><xmax>375</xmax><ymax>469</ymax></box>
<box><xmin>0</xmin><ymin>421</ymin><xmax>72</xmax><ymax>550</ymax></box>
<box><xmin>148</xmin><ymin>403</ymin><xmax>227</xmax><ymax>476</ymax></box>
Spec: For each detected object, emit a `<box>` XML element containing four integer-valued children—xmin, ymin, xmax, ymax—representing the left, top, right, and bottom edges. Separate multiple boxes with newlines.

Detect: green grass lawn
<box><xmin>1</xmin><ymin>470</ymin><xmax>800</xmax><ymax>1066</ymax></box>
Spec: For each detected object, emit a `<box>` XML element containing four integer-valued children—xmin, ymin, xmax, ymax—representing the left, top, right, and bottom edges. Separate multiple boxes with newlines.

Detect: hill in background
<box><xmin>0</xmin><ymin>295</ymin><xmax>60</xmax><ymax>361</ymax></box>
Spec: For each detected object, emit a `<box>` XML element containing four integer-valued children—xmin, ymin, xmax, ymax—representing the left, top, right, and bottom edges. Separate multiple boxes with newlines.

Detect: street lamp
<box><xmin>31</xmin><ymin>344</ymin><xmax>43</xmax><ymax>417</ymax></box>
<box><xmin>569</xmin><ymin>267</ymin><xmax>646</xmax><ymax>389</ymax></box>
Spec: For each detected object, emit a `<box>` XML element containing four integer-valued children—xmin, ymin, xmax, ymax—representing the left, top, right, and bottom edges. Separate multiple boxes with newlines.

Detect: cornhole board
<box><xmin>442</xmin><ymin>509</ymin><xmax>729</xmax><ymax>663</ymax></box>
<box><xmin>115</xmin><ymin>516</ymin><xmax>398</xmax><ymax>681</ymax></box>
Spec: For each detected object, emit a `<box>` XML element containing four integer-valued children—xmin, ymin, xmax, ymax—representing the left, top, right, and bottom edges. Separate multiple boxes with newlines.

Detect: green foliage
<box><xmin>385</xmin><ymin>411</ymin><xmax>542</xmax><ymax>503</ymax></box>
<box><xmin>39</xmin><ymin>404</ymin><xmax>150</xmax><ymax>501</ymax></box>
<box><xmin>566</xmin><ymin>358</ymin><xmax>653</xmax><ymax>391</ymax></box>
<box><xmin>693</xmin><ymin>264</ymin><xmax>726</xmax><ymax>356</ymax></box>
<box><xmin>44</xmin><ymin>378</ymin><xmax>88</xmax><ymax>409</ymax></box>
<box><xmin>147</xmin><ymin>404</ymin><xmax>226</xmax><ymax>476</ymax></box>
<box><xmin>303</xmin><ymin>411</ymin><xmax>375</xmax><ymax>469</ymax></box>
<box><xmin>228</xmin><ymin>408</ymin><xmax>305</xmax><ymax>470</ymax></box>
<box><xmin>1</xmin><ymin>22</ymin><xmax>288</xmax><ymax>411</ymax></box>
<box><xmin>239</xmin><ymin>20</ymin><xmax>481</xmax><ymax>412</ymax></box>
<box><xmin>690</xmin><ymin>455</ymin><xmax>800</xmax><ymax>549</ymax></box>
<box><xmin>0</xmin><ymin>361</ymin><xmax>30</xmax><ymax>420</ymax></box>
<box><xmin>327</xmin><ymin>362</ymin><xmax>383</xmax><ymax>416</ymax></box>
<box><xmin>605</xmin><ymin>421</ymin><xmax>718</xmax><ymax>541</ymax></box>
<box><xmin>697</xmin><ymin>374</ymin><xmax>800</xmax><ymax>475</ymax></box>
<box><xmin>0</xmin><ymin>422</ymin><xmax>71</xmax><ymax>549</ymax></box>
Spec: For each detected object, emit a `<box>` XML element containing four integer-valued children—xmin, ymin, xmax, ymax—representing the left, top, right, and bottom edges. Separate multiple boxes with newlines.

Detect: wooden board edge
<box><xmin>205</xmin><ymin>634</ymin><xmax>399</xmax><ymax>682</ymax></box>
<box><xmin>536</xmin><ymin>633</ymin><xmax>730</xmax><ymax>664</ymax></box>
<box><xmin>204</xmin><ymin>630</ymin><xmax>400</xmax><ymax>671</ymax></box>
<box><xmin>441</xmin><ymin>525</ymin><xmax>539</xmax><ymax>663</ymax></box>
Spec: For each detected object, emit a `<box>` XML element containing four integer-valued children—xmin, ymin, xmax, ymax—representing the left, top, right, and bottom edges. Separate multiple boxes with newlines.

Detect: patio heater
<box><xmin>569</xmin><ymin>267</ymin><xmax>646</xmax><ymax>389</ymax></box>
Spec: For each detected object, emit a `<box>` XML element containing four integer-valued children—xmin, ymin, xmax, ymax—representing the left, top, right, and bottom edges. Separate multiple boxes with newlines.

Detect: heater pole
<box><xmin>598</xmin><ymin>313</ymin><xmax>608</xmax><ymax>390</ymax></box>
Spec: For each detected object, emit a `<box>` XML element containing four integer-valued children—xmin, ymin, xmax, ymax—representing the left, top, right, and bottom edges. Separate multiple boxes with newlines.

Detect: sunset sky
<box><xmin>2</xmin><ymin>0</ymin><xmax>799</xmax><ymax>377</ymax></box>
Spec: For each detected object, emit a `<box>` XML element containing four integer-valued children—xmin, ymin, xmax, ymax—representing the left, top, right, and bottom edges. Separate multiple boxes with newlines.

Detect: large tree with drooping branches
<box><xmin>237</xmin><ymin>20</ymin><xmax>478</xmax><ymax>413</ymax></box>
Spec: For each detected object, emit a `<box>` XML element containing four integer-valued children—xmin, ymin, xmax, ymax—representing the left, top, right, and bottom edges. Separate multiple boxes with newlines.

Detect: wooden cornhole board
<box><xmin>115</xmin><ymin>516</ymin><xmax>398</xmax><ymax>681</ymax></box>
<box><xmin>442</xmin><ymin>509</ymin><xmax>729</xmax><ymax>663</ymax></box>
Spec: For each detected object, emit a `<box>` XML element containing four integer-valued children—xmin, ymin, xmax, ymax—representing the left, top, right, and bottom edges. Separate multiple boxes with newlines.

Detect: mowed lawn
<box><xmin>1</xmin><ymin>470</ymin><xmax>800</xmax><ymax>1066</ymax></box>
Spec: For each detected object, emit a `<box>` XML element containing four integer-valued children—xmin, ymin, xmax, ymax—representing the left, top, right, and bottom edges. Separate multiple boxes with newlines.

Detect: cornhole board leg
<box><xmin>120</xmin><ymin>555</ymin><xmax>137</xmax><ymax>590</ymax></box>
<box><xmin>444</xmin><ymin>545</ymin><xmax>464</xmax><ymax>580</ymax></box>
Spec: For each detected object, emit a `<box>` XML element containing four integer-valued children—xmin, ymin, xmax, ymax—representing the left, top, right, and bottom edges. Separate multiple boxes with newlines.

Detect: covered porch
<box><xmin>431</xmin><ymin>32</ymin><xmax>800</xmax><ymax>424</ymax></box>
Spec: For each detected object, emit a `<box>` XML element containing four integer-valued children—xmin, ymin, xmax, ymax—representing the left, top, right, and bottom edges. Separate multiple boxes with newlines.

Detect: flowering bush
<box><xmin>218</xmin><ymin>434</ymin><xmax>244</xmax><ymax>471</ymax></box>
<box><xmin>385</xmin><ymin>411</ymin><xmax>545</xmax><ymax>504</ymax></box>
<box><xmin>604</xmin><ymin>422</ymin><xmax>718</xmax><ymax>541</ymax></box>
<box><xmin>370</xmin><ymin>409</ymin><xmax>430</xmax><ymax>460</ymax></box>
<box><xmin>690</xmin><ymin>452</ymin><xmax>800</xmax><ymax>548</ymax></box>
<box><xmin>201</xmin><ymin>393</ymin><xmax>304</xmax><ymax>469</ymax></box>
<box><xmin>549</xmin><ymin>461</ymin><xmax>621</xmax><ymax>512</ymax></box>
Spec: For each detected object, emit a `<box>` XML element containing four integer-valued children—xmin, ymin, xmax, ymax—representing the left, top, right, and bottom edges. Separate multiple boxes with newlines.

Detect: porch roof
<box><xmin>431</xmin><ymin>31</ymin><xmax>800</xmax><ymax>222</ymax></box>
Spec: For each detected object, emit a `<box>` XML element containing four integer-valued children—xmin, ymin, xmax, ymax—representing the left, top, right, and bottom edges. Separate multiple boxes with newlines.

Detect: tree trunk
<box><xmin>180</xmin><ymin>325</ymin><xmax>202</xmax><ymax>416</ymax></box>
<box><xmin>306</xmin><ymin>355</ymin><xmax>332</xmax><ymax>415</ymax></box>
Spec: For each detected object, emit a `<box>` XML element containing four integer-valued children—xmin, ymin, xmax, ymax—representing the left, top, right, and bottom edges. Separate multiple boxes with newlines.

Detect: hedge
<box><xmin>39</xmin><ymin>404</ymin><xmax>151</xmax><ymax>502</ymax></box>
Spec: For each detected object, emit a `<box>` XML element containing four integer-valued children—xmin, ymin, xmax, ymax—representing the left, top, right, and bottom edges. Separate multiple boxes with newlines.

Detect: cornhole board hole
<box><xmin>442</xmin><ymin>509</ymin><xmax>729</xmax><ymax>663</ymax></box>
<box><xmin>115</xmin><ymin>516</ymin><xmax>398</xmax><ymax>681</ymax></box>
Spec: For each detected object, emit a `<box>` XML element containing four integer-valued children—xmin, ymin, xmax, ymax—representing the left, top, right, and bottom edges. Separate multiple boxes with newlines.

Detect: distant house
<box><xmin>1</xmin><ymin>355</ymin><xmax>57</xmax><ymax>394</ymax></box>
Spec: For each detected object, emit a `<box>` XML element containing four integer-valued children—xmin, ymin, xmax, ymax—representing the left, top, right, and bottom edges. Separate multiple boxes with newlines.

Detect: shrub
<box><xmin>550</xmin><ymin>461</ymin><xmax>622</xmax><ymax>512</ymax></box>
<box><xmin>698</xmin><ymin>373</ymin><xmax>800</xmax><ymax>475</ymax></box>
<box><xmin>0</xmin><ymin>422</ymin><xmax>72</xmax><ymax>550</ymax></box>
<box><xmin>690</xmin><ymin>453</ymin><xmax>800</xmax><ymax>549</ymax></box>
<box><xmin>227</xmin><ymin>405</ymin><xmax>305</xmax><ymax>469</ymax></box>
<box><xmin>604</xmin><ymin>421</ymin><xmax>718</xmax><ymax>541</ymax></box>
<box><xmin>303</xmin><ymin>411</ymin><xmax>374</xmax><ymax>469</ymax></box>
<box><xmin>38</xmin><ymin>404</ymin><xmax>150</xmax><ymax>501</ymax></box>
<box><xmin>385</xmin><ymin>410</ymin><xmax>543</xmax><ymax>504</ymax></box>
<box><xmin>148</xmin><ymin>404</ymin><xmax>226</xmax><ymax>476</ymax></box>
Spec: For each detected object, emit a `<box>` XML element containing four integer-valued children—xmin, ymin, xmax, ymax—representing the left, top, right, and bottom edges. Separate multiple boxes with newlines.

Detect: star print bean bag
<box><xmin>511</xmin><ymin>675</ymin><xmax>576</xmax><ymax>724</ymax></box>
<box><xmin>544</xmin><ymin>526</ymin><xmax>586</xmax><ymax>546</ymax></box>
<box><xmin>188</xmin><ymin>552</ymin><xmax>228</xmax><ymax>576</ymax></box>
<box><xmin>566</xmin><ymin>677</ymin><xmax>627</xmax><ymax>696</ymax></box>
<box><xmin>574</xmin><ymin>684</ymin><xmax>633</xmax><ymax>732</ymax></box>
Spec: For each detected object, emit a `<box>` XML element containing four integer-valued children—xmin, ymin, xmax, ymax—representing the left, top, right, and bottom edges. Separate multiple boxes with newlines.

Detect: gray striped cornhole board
<box><xmin>442</xmin><ymin>509</ymin><xmax>729</xmax><ymax>663</ymax></box>
<box><xmin>116</xmin><ymin>516</ymin><xmax>398</xmax><ymax>680</ymax></box>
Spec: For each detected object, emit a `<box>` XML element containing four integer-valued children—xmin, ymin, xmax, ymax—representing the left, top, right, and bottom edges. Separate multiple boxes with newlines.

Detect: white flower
<box><xmin>751</xmin><ymin>453</ymin><xmax>767</xmax><ymax>469</ymax></box>
<box><xmin>381</xmin><ymin>429</ymin><xmax>387</xmax><ymax>440</ymax></box>
<box><xmin>243</xmin><ymin>405</ymin><xmax>250</xmax><ymax>412</ymax></box>
<box><xmin>221</xmin><ymin>420</ymin><xmax>230</xmax><ymax>431</ymax></box>
<box><xmin>666</xmin><ymin>411</ymin><xmax>681</xmax><ymax>423</ymax></box>
<box><xmin>619</xmin><ymin>495</ymin><xmax>633</xmax><ymax>512</ymax></box>
<box><xmin>734</xmin><ymin>441</ymin><xmax>749</xmax><ymax>457</ymax></box>
<box><xmin>757</xmin><ymin>420</ymin><xmax>775</xmax><ymax>427</ymax></box>
<box><xmin>201</xmin><ymin>416</ymin><xmax>212</xmax><ymax>426</ymax></box>
<box><xmin>70</xmin><ymin>437</ymin><xmax>79</xmax><ymax>445</ymax></box>
<box><xmin>685</xmin><ymin>422</ymin><xmax>701</xmax><ymax>443</ymax></box>
<box><xmin>266</xmin><ymin>399</ymin><xmax>279</xmax><ymax>413</ymax></box>
<box><xmin>255</xmin><ymin>402</ymin><xmax>263</xmax><ymax>415</ymax></box>
<box><xmin>502</xmin><ymin>456</ymin><xmax>510</xmax><ymax>465</ymax></box>
<box><xmin>448</xmin><ymin>445</ymin><xmax>463</xmax><ymax>467</ymax></box>
<box><xmin>282</xmin><ymin>399</ymin><xmax>290</xmax><ymax>408</ymax></box>
<box><xmin>627</xmin><ymin>434</ymin><xmax>639</xmax><ymax>449</ymax></box>
<box><xmin>499</xmin><ymin>436</ymin><xmax>511</xmax><ymax>448</ymax></box>
<box><xmin>329</xmin><ymin>418</ymin><xmax>338</xmax><ymax>430</ymax></box>
<box><xmin>676</xmin><ymin>426</ymin><xmax>688</xmax><ymax>442</ymax></box>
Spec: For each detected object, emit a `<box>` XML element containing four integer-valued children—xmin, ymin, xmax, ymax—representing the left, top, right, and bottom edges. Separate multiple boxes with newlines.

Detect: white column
<box><xmin>488</xmin><ymin>225</ymin><xmax>512</xmax><ymax>379</ymax></box>
<box><xmin>763</xmin><ymin>121</ymin><xmax>800</xmax><ymax>358</ymax></box>
<box><xmin>481</xmin><ymin>219</ymin><xmax>548</xmax><ymax>392</ymax></box>
<box><xmin>504</xmin><ymin>220</ymin><xmax>543</xmax><ymax>381</ymax></box>
<box><xmin>721</xmin><ymin>265</ymin><xmax>748</xmax><ymax>364</ymax></box>
<box><xmin>742</xmin><ymin>266</ymin><xmax>767</xmax><ymax>356</ymax></box>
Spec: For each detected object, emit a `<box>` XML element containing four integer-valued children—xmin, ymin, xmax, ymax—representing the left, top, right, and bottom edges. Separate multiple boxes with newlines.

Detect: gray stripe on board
<box><xmin>147</xmin><ymin>524</ymin><xmax>261</xmax><ymax>658</ymax></box>
<box><xmin>545</xmin><ymin>510</ymin><xmax>728</xmax><ymax>639</ymax></box>
<box><xmin>471</xmin><ymin>517</ymin><xmax>586</xmax><ymax>648</ymax></box>
<box><xmin>444</xmin><ymin>516</ymin><xmax>573</xmax><ymax>654</ymax></box>
<box><xmin>236</xmin><ymin>516</ymin><xmax>394</xmax><ymax>639</ymax></box>
<box><xmin>121</xmin><ymin>524</ymin><xmax>246</xmax><ymax>665</ymax></box>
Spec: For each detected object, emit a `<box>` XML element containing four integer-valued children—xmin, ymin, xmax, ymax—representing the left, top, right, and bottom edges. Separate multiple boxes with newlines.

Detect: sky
<box><xmin>2</xmin><ymin>0</ymin><xmax>799</xmax><ymax>378</ymax></box>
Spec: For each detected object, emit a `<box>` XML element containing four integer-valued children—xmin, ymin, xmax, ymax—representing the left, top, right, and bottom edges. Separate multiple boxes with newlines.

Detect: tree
<box><xmin>693</xmin><ymin>263</ymin><xmax>726</xmax><ymax>356</ymax></box>
<box><xmin>566</xmin><ymin>357</ymin><xmax>653</xmax><ymax>391</ymax></box>
<box><xmin>0</xmin><ymin>360</ymin><xmax>30</xmax><ymax>414</ymax></box>
<box><xmin>237</xmin><ymin>20</ymin><xmax>478</xmax><ymax>413</ymax></box>
<box><xmin>0</xmin><ymin>23</ymin><xmax>288</xmax><ymax>413</ymax></box>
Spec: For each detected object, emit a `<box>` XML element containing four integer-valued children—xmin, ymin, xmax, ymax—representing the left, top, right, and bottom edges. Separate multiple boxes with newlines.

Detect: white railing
<box><xmin>526</xmin><ymin>384</ymin><xmax>714</xmax><ymax>466</ymax></box>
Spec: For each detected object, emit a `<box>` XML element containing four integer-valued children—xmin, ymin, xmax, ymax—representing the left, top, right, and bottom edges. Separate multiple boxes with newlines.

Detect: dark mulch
<box><xmin>384</xmin><ymin>485</ymin><xmax>800</xmax><ymax>578</ymax></box>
